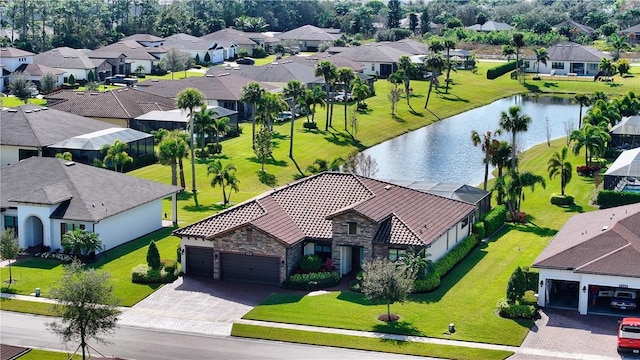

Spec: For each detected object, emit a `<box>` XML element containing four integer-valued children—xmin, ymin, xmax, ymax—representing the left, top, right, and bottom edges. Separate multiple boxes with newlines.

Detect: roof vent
<box><xmin>601</xmin><ymin>225</ymin><xmax>609</xmax><ymax>231</ymax></box>
<box><xmin>8</xmin><ymin>109</ymin><xmax>18</xmax><ymax>113</ymax></box>
<box><xmin>64</xmin><ymin>161</ymin><xmax>76</xmax><ymax>166</ymax></box>
<box><xmin>24</xmin><ymin>110</ymin><xmax>32</xmax><ymax>113</ymax></box>
<box><xmin>384</xmin><ymin>185</ymin><xmax>392</xmax><ymax>190</ymax></box>
<box><xmin>42</xmin><ymin>107</ymin><xmax>48</xmax><ymax>110</ymax></box>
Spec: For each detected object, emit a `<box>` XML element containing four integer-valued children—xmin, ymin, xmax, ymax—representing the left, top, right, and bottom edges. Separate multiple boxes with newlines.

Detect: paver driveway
<box><xmin>118</xmin><ymin>277</ymin><xmax>276</xmax><ymax>336</ymax></box>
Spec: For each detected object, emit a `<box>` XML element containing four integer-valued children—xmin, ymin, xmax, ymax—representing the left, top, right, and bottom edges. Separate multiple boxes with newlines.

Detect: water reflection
<box><xmin>363</xmin><ymin>95</ymin><xmax>581</xmax><ymax>186</ymax></box>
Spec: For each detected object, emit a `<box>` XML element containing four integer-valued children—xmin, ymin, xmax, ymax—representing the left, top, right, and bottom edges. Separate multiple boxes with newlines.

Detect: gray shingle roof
<box><xmin>533</xmin><ymin>203</ymin><xmax>640</xmax><ymax>278</ymax></box>
<box><xmin>210</xmin><ymin>61</ymin><xmax>323</xmax><ymax>85</ymax></box>
<box><xmin>89</xmin><ymin>40</ymin><xmax>165</xmax><ymax>61</ymax></box>
<box><xmin>15</xmin><ymin>63</ymin><xmax>66</xmax><ymax>76</ymax></box>
<box><xmin>121</xmin><ymin>34</ymin><xmax>164</xmax><ymax>42</ymax></box>
<box><xmin>552</xmin><ymin>20</ymin><xmax>594</xmax><ymax>34</ymax></box>
<box><xmin>33</xmin><ymin>47</ymin><xmax>96</xmax><ymax>69</ymax></box>
<box><xmin>1</xmin><ymin>157</ymin><xmax>181</xmax><ymax>222</ymax></box>
<box><xmin>524</xmin><ymin>41</ymin><xmax>608</xmax><ymax>62</ymax></box>
<box><xmin>337</xmin><ymin>43</ymin><xmax>409</xmax><ymax>63</ymax></box>
<box><xmin>163</xmin><ymin>33</ymin><xmax>219</xmax><ymax>51</ymax></box>
<box><xmin>383</xmin><ymin>39</ymin><xmax>429</xmax><ymax>55</ymax></box>
<box><xmin>201</xmin><ymin>28</ymin><xmax>258</xmax><ymax>47</ymax></box>
<box><xmin>45</xmin><ymin>88</ymin><xmax>176</xmax><ymax>120</ymax></box>
<box><xmin>174</xmin><ymin>173</ymin><xmax>475</xmax><ymax>247</ymax></box>
<box><xmin>277</xmin><ymin>25</ymin><xmax>343</xmax><ymax>42</ymax></box>
<box><xmin>0</xmin><ymin>105</ymin><xmax>113</xmax><ymax>147</ymax></box>
<box><xmin>1</xmin><ymin>47</ymin><xmax>34</xmax><ymax>58</ymax></box>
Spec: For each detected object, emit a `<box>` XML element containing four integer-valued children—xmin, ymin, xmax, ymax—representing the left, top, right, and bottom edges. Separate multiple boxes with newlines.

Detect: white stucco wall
<box><xmin>16</xmin><ymin>203</ymin><xmax>57</xmax><ymax>249</ymax></box>
<box><xmin>128</xmin><ymin>60</ymin><xmax>154</xmax><ymax>75</ymax></box>
<box><xmin>93</xmin><ymin>199</ymin><xmax>163</xmax><ymax>251</ymax></box>
<box><xmin>1</xmin><ymin>56</ymin><xmax>33</xmax><ymax>73</ymax></box>
<box><xmin>429</xmin><ymin>217</ymin><xmax>471</xmax><ymax>262</ymax></box>
<box><xmin>1</xmin><ymin>145</ymin><xmax>39</xmax><ymax>168</ymax></box>
<box><xmin>180</xmin><ymin>237</ymin><xmax>215</xmax><ymax>276</ymax></box>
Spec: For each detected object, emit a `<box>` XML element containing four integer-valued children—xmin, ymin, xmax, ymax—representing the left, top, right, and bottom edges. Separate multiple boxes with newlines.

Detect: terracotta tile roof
<box><xmin>45</xmin><ymin>88</ymin><xmax>176</xmax><ymax>119</ymax></box>
<box><xmin>0</xmin><ymin>344</ymin><xmax>30</xmax><ymax>360</ymax></box>
<box><xmin>175</xmin><ymin>173</ymin><xmax>475</xmax><ymax>247</ymax></box>
<box><xmin>533</xmin><ymin>203</ymin><xmax>640</xmax><ymax>277</ymax></box>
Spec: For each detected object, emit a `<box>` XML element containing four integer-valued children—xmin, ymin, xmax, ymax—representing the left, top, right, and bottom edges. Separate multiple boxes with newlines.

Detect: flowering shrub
<box><xmin>507</xmin><ymin>211</ymin><xmax>527</xmax><ymax>223</ymax></box>
<box><xmin>34</xmin><ymin>252</ymin><xmax>75</xmax><ymax>263</ymax></box>
<box><xmin>576</xmin><ymin>165</ymin><xmax>601</xmax><ymax>177</ymax></box>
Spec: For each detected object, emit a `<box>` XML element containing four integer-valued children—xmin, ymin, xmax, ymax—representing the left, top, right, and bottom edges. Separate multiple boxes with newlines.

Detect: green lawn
<box><xmin>0</xmin><ymin>95</ymin><xmax>46</xmax><ymax>108</ymax></box>
<box><xmin>140</xmin><ymin>69</ymin><xmax>206</xmax><ymax>81</ymax></box>
<box><xmin>0</xmin><ymin>298</ymin><xmax>57</xmax><ymax>316</ymax></box>
<box><xmin>17</xmin><ymin>349</ymin><xmax>82</xmax><ymax>360</ymax></box>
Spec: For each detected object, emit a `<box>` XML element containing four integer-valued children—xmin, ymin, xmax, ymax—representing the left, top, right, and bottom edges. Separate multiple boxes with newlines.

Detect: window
<box><xmin>348</xmin><ymin>222</ymin><xmax>357</xmax><ymax>235</ymax></box>
<box><xmin>4</xmin><ymin>216</ymin><xmax>18</xmax><ymax>236</ymax></box>
<box><xmin>314</xmin><ymin>244</ymin><xmax>331</xmax><ymax>261</ymax></box>
<box><xmin>551</xmin><ymin>62</ymin><xmax>565</xmax><ymax>70</ymax></box>
<box><xmin>246</xmin><ymin>228</ymin><xmax>253</xmax><ymax>242</ymax></box>
<box><xmin>588</xmin><ymin>63</ymin><xmax>598</xmax><ymax>71</ymax></box>
<box><xmin>461</xmin><ymin>216</ymin><xmax>469</xmax><ymax>228</ymax></box>
<box><xmin>524</xmin><ymin>61</ymin><xmax>530</xmax><ymax>68</ymax></box>
<box><xmin>388</xmin><ymin>248</ymin><xmax>405</xmax><ymax>262</ymax></box>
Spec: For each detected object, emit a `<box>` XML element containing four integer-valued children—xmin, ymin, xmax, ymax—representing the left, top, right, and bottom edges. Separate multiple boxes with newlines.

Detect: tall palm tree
<box><xmin>443</xmin><ymin>38</ymin><xmax>456</xmax><ymax>93</ymax></box>
<box><xmin>570</xmin><ymin>123</ymin><xmax>611</xmax><ymax>166</ymax></box>
<box><xmin>490</xmin><ymin>140</ymin><xmax>512</xmax><ymax>178</ymax></box>
<box><xmin>494</xmin><ymin>170</ymin><xmax>546</xmax><ymax>216</ymax></box>
<box><xmin>282</xmin><ymin>79</ymin><xmax>306</xmax><ymax>158</ymax></box>
<box><xmin>512</xmin><ymin>32</ymin><xmax>525</xmax><ymax>82</ymax></box>
<box><xmin>397</xmin><ymin>55</ymin><xmax>414</xmax><ymax>107</ymax></box>
<box><xmin>423</xmin><ymin>53</ymin><xmax>445</xmax><ymax>110</ymax></box>
<box><xmin>257</xmin><ymin>92</ymin><xmax>286</xmax><ymax>131</ymax></box>
<box><xmin>314</xmin><ymin>60</ymin><xmax>337</xmax><ymax>131</ymax></box>
<box><xmin>499</xmin><ymin>105</ymin><xmax>531</xmax><ymax>171</ymax></box>
<box><xmin>157</xmin><ymin>134</ymin><xmax>180</xmax><ymax>186</ymax></box>
<box><xmin>177</xmin><ymin>88</ymin><xmax>204</xmax><ymax>206</ymax></box>
<box><xmin>547</xmin><ymin>146</ymin><xmax>573</xmax><ymax>196</ymax></box>
<box><xmin>336</xmin><ymin>67</ymin><xmax>355</xmax><ymax>130</ymax></box>
<box><xmin>471</xmin><ymin>129</ymin><xmax>501</xmax><ymax>191</ymax></box>
<box><xmin>533</xmin><ymin>47</ymin><xmax>549</xmax><ymax>76</ymax></box>
<box><xmin>306</xmin><ymin>85</ymin><xmax>325</xmax><ymax>123</ymax></box>
<box><xmin>574</xmin><ymin>94</ymin><xmax>591</xmax><ymax>129</ymax></box>
<box><xmin>101</xmin><ymin>139</ymin><xmax>132</xmax><ymax>172</ymax></box>
<box><xmin>193</xmin><ymin>107</ymin><xmax>215</xmax><ymax>151</ymax></box>
<box><xmin>607</xmin><ymin>33</ymin><xmax>631</xmax><ymax>61</ymax></box>
<box><xmin>240</xmin><ymin>82</ymin><xmax>265</xmax><ymax>148</ymax></box>
<box><xmin>207</xmin><ymin>160</ymin><xmax>238</xmax><ymax>206</ymax></box>
<box><xmin>211</xmin><ymin>116</ymin><xmax>230</xmax><ymax>148</ymax></box>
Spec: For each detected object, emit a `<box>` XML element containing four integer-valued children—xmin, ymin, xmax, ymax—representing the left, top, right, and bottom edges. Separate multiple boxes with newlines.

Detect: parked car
<box><xmin>235</xmin><ymin>57</ymin><xmax>255</xmax><ymax>65</ymax></box>
<box><xmin>275</xmin><ymin>111</ymin><xmax>299</xmax><ymax>122</ymax></box>
<box><xmin>611</xmin><ymin>289</ymin><xmax>638</xmax><ymax>310</ymax></box>
<box><xmin>618</xmin><ymin>317</ymin><xmax>640</xmax><ymax>353</ymax></box>
<box><xmin>332</xmin><ymin>91</ymin><xmax>353</xmax><ymax>102</ymax></box>
<box><xmin>105</xmin><ymin>74</ymin><xmax>138</xmax><ymax>86</ymax></box>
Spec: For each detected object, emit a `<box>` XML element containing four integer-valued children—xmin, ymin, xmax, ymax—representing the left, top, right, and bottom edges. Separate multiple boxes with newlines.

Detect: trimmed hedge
<box><xmin>487</xmin><ymin>61</ymin><xmax>517</xmax><ymax>80</ymax></box>
<box><xmin>282</xmin><ymin>271</ymin><xmax>340</xmax><ymax>290</ymax></box>
<box><xmin>550</xmin><ymin>194</ymin><xmax>574</xmax><ymax>205</ymax></box>
<box><xmin>472</xmin><ymin>221</ymin><xmax>486</xmax><ymax>239</ymax></box>
<box><xmin>597</xmin><ymin>190</ymin><xmax>640</xmax><ymax>208</ymax></box>
<box><xmin>523</xmin><ymin>268</ymin><xmax>539</xmax><ymax>292</ymax></box>
<box><xmin>413</xmin><ymin>272</ymin><xmax>441</xmax><ymax>293</ymax></box>
<box><xmin>521</xmin><ymin>290</ymin><xmax>538</xmax><ymax>307</ymax></box>
<box><xmin>132</xmin><ymin>264</ymin><xmax>179</xmax><ymax>284</ymax></box>
<box><xmin>433</xmin><ymin>234</ymin><xmax>479</xmax><ymax>278</ymax></box>
<box><xmin>303</xmin><ymin>122</ymin><xmax>318</xmax><ymax>130</ymax></box>
<box><xmin>498</xmin><ymin>302</ymin><xmax>537</xmax><ymax>319</ymax></box>
<box><xmin>483</xmin><ymin>205</ymin><xmax>507</xmax><ymax>236</ymax></box>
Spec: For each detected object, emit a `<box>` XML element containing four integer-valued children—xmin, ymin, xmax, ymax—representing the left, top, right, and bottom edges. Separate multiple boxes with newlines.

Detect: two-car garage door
<box><xmin>220</xmin><ymin>253</ymin><xmax>280</xmax><ymax>285</ymax></box>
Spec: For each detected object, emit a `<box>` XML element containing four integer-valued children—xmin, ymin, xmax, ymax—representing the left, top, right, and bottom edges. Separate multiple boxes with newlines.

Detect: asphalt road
<box><xmin>0</xmin><ymin>311</ymin><xmax>435</xmax><ymax>360</ymax></box>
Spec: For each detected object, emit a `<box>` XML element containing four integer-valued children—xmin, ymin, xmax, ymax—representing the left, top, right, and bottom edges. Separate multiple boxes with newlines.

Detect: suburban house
<box><xmin>174</xmin><ymin>172</ymin><xmax>476</xmax><ymax>285</ymax></box>
<box><xmin>603</xmin><ymin>147</ymin><xmax>640</xmax><ymax>191</ymax></box>
<box><xmin>0</xmin><ymin>157</ymin><xmax>181</xmax><ymax>252</ymax></box>
<box><xmin>533</xmin><ymin>203</ymin><xmax>640</xmax><ymax>315</ymax></box>
<box><xmin>0</xmin><ymin>104</ymin><xmax>113</xmax><ymax>167</ymax></box>
<box><xmin>523</xmin><ymin>41</ymin><xmax>609</xmax><ymax>76</ymax></box>
<box><xmin>276</xmin><ymin>25</ymin><xmax>344</xmax><ymax>52</ymax></box>
<box><xmin>383</xmin><ymin>39</ymin><xmax>429</xmax><ymax>56</ymax></box>
<box><xmin>88</xmin><ymin>40</ymin><xmax>166</xmax><ymax>75</ymax></box>
<box><xmin>465</xmin><ymin>20</ymin><xmax>512</xmax><ymax>32</ymax></box>
<box><xmin>620</xmin><ymin>24</ymin><xmax>640</xmax><ymax>44</ymax></box>
<box><xmin>1</xmin><ymin>47</ymin><xmax>34</xmax><ymax>92</ymax></box>
<box><xmin>121</xmin><ymin>34</ymin><xmax>165</xmax><ymax>48</ymax></box>
<box><xmin>136</xmin><ymin>74</ymin><xmax>277</xmax><ymax>120</ymax></box>
<box><xmin>162</xmin><ymin>33</ymin><xmax>225</xmax><ymax>65</ymax></box>
<box><xmin>45</xmin><ymin>87</ymin><xmax>177</xmax><ymax>128</ymax></box>
<box><xmin>552</xmin><ymin>20</ymin><xmax>595</xmax><ymax>38</ymax></box>
<box><xmin>336</xmin><ymin>43</ymin><xmax>407</xmax><ymax>77</ymax></box>
<box><xmin>210</xmin><ymin>60</ymin><xmax>324</xmax><ymax>88</ymax></box>
<box><xmin>200</xmin><ymin>28</ymin><xmax>255</xmax><ymax>59</ymax></box>
<box><xmin>33</xmin><ymin>47</ymin><xmax>110</xmax><ymax>82</ymax></box>
<box><xmin>132</xmin><ymin>106</ymin><xmax>239</xmax><ymax>134</ymax></box>
<box><xmin>14</xmin><ymin>63</ymin><xmax>65</xmax><ymax>91</ymax></box>
<box><xmin>610</xmin><ymin>115</ymin><xmax>640</xmax><ymax>149</ymax></box>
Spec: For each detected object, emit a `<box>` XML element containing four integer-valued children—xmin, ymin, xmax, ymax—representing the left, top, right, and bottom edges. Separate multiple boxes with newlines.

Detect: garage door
<box><xmin>185</xmin><ymin>246</ymin><xmax>214</xmax><ymax>278</ymax></box>
<box><xmin>220</xmin><ymin>253</ymin><xmax>280</xmax><ymax>285</ymax></box>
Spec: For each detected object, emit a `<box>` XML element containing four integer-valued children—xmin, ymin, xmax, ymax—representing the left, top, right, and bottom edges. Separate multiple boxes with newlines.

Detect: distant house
<box><xmin>276</xmin><ymin>25</ymin><xmax>344</xmax><ymax>52</ymax></box>
<box><xmin>33</xmin><ymin>47</ymin><xmax>109</xmax><ymax>82</ymax></box>
<box><xmin>14</xmin><ymin>63</ymin><xmax>65</xmax><ymax>91</ymax></box>
<box><xmin>336</xmin><ymin>43</ymin><xmax>408</xmax><ymax>78</ymax></box>
<box><xmin>552</xmin><ymin>20</ymin><xmax>595</xmax><ymax>38</ymax></box>
<box><xmin>201</xmin><ymin>28</ymin><xmax>255</xmax><ymax>59</ymax></box>
<box><xmin>383</xmin><ymin>39</ymin><xmax>429</xmax><ymax>55</ymax></box>
<box><xmin>466</xmin><ymin>20</ymin><xmax>512</xmax><ymax>32</ymax></box>
<box><xmin>533</xmin><ymin>203</ymin><xmax>640</xmax><ymax>315</ymax></box>
<box><xmin>88</xmin><ymin>40</ymin><xmax>166</xmax><ymax>75</ymax></box>
<box><xmin>120</xmin><ymin>34</ymin><xmax>165</xmax><ymax>48</ymax></box>
<box><xmin>610</xmin><ymin>115</ymin><xmax>640</xmax><ymax>149</ymax></box>
<box><xmin>603</xmin><ymin>147</ymin><xmax>640</xmax><ymax>191</ymax></box>
<box><xmin>1</xmin><ymin>47</ymin><xmax>34</xmax><ymax>92</ymax></box>
<box><xmin>174</xmin><ymin>172</ymin><xmax>476</xmax><ymax>284</ymax></box>
<box><xmin>132</xmin><ymin>106</ymin><xmax>239</xmax><ymax>134</ymax></box>
<box><xmin>162</xmin><ymin>33</ymin><xmax>225</xmax><ymax>65</ymax></box>
<box><xmin>0</xmin><ymin>157</ymin><xmax>181</xmax><ymax>252</ymax></box>
<box><xmin>620</xmin><ymin>23</ymin><xmax>640</xmax><ymax>44</ymax></box>
<box><xmin>45</xmin><ymin>88</ymin><xmax>176</xmax><ymax>128</ymax></box>
<box><xmin>0</xmin><ymin>104</ymin><xmax>113</xmax><ymax>167</ymax></box>
<box><xmin>210</xmin><ymin>60</ymin><xmax>324</xmax><ymax>88</ymax></box>
<box><xmin>523</xmin><ymin>42</ymin><xmax>609</xmax><ymax>76</ymax></box>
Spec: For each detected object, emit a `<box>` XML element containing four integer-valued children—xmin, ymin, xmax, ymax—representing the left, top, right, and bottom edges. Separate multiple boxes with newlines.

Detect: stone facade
<box><xmin>330</xmin><ymin>212</ymin><xmax>377</xmax><ymax>275</ymax></box>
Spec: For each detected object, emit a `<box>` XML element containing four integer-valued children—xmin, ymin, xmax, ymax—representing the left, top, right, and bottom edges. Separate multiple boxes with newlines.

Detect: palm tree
<box><xmin>211</xmin><ymin>116</ymin><xmax>230</xmax><ymax>148</ymax></box>
<box><xmin>533</xmin><ymin>47</ymin><xmax>549</xmax><ymax>76</ymax></box>
<box><xmin>306</xmin><ymin>85</ymin><xmax>326</xmax><ymax>123</ymax></box>
<box><xmin>351</xmin><ymin>79</ymin><xmax>371</xmax><ymax>110</ymax></box>
<box><xmin>193</xmin><ymin>107</ymin><xmax>215</xmax><ymax>151</ymax></box>
<box><xmin>499</xmin><ymin>105</ymin><xmax>532</xmax><ymax>171</ymax></box>
<box><xmin>512</xmin><ymin>32</ymin><xmax>525</xmax><ymax>82</ymax></box>
<box><xmin>314</xmin><ymin>60</ymin><xmax>337</xmax><ymax>131</ymax></box>
<box><xmin>336</xmin><ymin>67</ymin><xmax>355</xmax><ymax>130</ymax></box>
<box><xmin>574</xmin><ymin>94</ymin><xmax>591</xmax><ymax>129</ymax></box>
<box><xmin>471</xmin><ymin>129</ymin><xmax>501</xmax><ymax>191</ymax></box>
<box><xmin>207</xmin><ymin>160</ymin><xmax>238</xmax><ymax>206</ymax></box>
<box><xmin>157</xmin><ymin>134</ymin><xmax>180</xmax><ymax>186</ymax></box>
<box><xmin>177</xmin><ymin>88</ymin><xmax>205</xmax><ymax>206</ymax></box>
<box><xmin>443</xmin><ymin>38</ymin><xmax>456</xmax><ymax>93</ymax></box>
<box><xmin>257</xmin><ymin>92</ymin><xmax>286</xmax><ymax>131</ymax></box>
<box><xmin>240</xmin><ymin>82</ymin><xmax>265</xmax><ymax>149</ymax></box>
<box><xmin>397</xmin><ymin>56</ymin><xmax>414</xmax><ymax>107</ymax></box>
<box><xmin>599</xmin><ymin>57</ymin><xmax>617</xmax><ymax>78</ymax></box>
<box><xmin>547</xmin><ymin>146</ymin><xmax>573</xmax><ymax>196</ymax></box>
<box><xmin>501</xmin><ymin>44</ymin><xmax>516</xmax><ymax>61</ymax></box>
<box><xmin>607</xmin><ymin>33</ymin><xmax>631</xmax><ymax>61</ymax></box>
<box><xmin>494</xmin><ymin>170</ymin><xmax>546</xmax><ymax>217</ymax></box>
<box><xmin>101</xmin><ymin>139</ymin><xmax>133</xmax><ymax>172</ymax></box>
<box><xmin>490</xmin><ymin>140</ymin><xmax>513</xmax><ymax>178</ymax></box>
<box><xmin>423</xmin><ymin>53</ymin><xmax>445</xmax><ymax>110</ymax></box>
<box><xmin>570</xmin><ymin>123</ymin><xmax>611</xmax><ymax>166</ymax></box>
<box><xmin>282</xmin><ymin>79</ymin><xmax>306</xmax><ymax>158</ymax></box>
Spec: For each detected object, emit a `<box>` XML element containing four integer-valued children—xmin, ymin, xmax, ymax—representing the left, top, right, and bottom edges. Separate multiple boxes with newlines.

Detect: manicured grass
<box><xmin>232</xmin><ymin>324</ymin><xmax>514</xmax><ymax>360</ymax></box>
<box><xmin>0</xmin><ymin>227</ymin><xmax>180</xmax><ymax>306</ymax></box>
<box><xmin>0</xmin><ymin>95</ymin><xmax>46</xmax><ymax>107</ymax></box>
<box><xmin>0</xmin><ymin>298</ymin><xmax>57</xmax><ymax>316</ymax></box>
<box><xmin>141</xmin><ymin>70</ymin><xmax>206</xmax><ymax>81</ymax></box>
<box><xmin>17</xmin><ymin>349</ymin><xmax>82</xmax><ymax>360</ymax></box>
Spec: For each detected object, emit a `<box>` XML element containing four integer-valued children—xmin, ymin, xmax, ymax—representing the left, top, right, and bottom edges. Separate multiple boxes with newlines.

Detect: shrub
<box><xmin>498</xmin><ymin>302</ymin><xmax>537</xmax><ymax>319</ymax></box>
<box><xmin>550</xmin><ymin>194</ymin><xmax>574</xmax><ymax>205</ymax></box>
<box><xmin>413</xmin><ymin>272</ymin><xmax>441</xmax><ymax>293</ymax></box>
<box><xmin>472</xmin><ymin>221</ymin><xmax>486</xmax><ymax>239</ymax></box>
<box><xmin>506</xmin><ymin>211</ymin><xmax>527</xmax><ymax>223</ymax></box>
<box><xmin>195</xmin><ymin>148</ymin><xmax>209</xmax><ymax>159</ymax></box>
<box><xmin>597</xmin><ymin>190</ymin><xmax>640</xmax><ymax>208</ymax></box>
<box><xmin>251</xmin><ymin>47</ymin><xmax>267</xmax><ymax>58</ymax></box>
<box><xmin>483</xmin><ymin>205</ymin><xmax>507</xmax><ymax>235</ymax></box>
<box><xmin>303</xmin><ymin>122</ymin><xmax>318</xmax><ymax>130</ymax></box>
<box><xmin>68</xmin><ymin>74</ymin><xmax>76</xmax><ymax>85</ymax></box>
<box><xmin>300</xmin><ymin>254</ymin><xmax>323</xmax><ymax>272</ymax></box>
<box><xmin>433</xmin><ymin>234</ymin><xmax>478</xmax><ymax>277</ymax></box>
<box><xmin>282</xmin><ymin>271</ymin><xmax>340</xmax><ymax>290</ymax></box>
<box><xmin>207</xmin><ymin>143</ymin><xmax>222</xmax><ymax>155</ymax></box>
<box><xmin>591</xmin><ymin>158</ymin><xmax>607</xmax><ymax>167</ymax></box>
<box><xmin>161</xmin><ymin>258</ymin><xmax>177</xmax><ymax>274</ymax></box>
<box><xmin>523</xmin><ymin>267</ymin><xmax>539</xmax><ymax>291</ymax></box>
<box><xmin>576</xmin><ymin>165</ymin><xmax>601</xmax><ymax>176</ymax></box>
<box><xmin>507</xmin><ymin>266</ymin><xmax>527</xmax><ymax>304</ymax></box>
<box><xmin>487</xmin><ymin>61</ymin><xmax>517</xmax><ymax>80</ymax></box>
<box><xmin>146</xmin><ymin>241</ymin><xmax>161</xmax><ymax>270</ymax></box>
<box><xmin>131</xmin><ymin>264</ymin><xmax>178</xmax><ymax>284</ymax></box>
<box><xmin>176</xmin><ymin>245</ymin><xmax>182</xmax><ymax>263</ymax></box>
<box><xmin>521</xmin><ymin>290</ymin><xmax>538</xmax><ymax>306</ymax></box>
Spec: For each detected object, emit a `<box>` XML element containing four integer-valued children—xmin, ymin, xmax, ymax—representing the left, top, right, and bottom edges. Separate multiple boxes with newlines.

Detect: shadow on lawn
<box><xmin>324</xmin><ymin>130</ymin><xmax>365</xmax><ymax>150</ymax></box>
<box><xmin>245</xmin><ymin>156</ymin><xmax>288</xmax><ymax>167</ymax></box>
<box><xmin>510</xmin><ymin>223</ymin><xmax>557</xmax><ymax>238</ymax></box>
<box><xmin>373</xmin><ymin>320</ymin><xmax>423</xmax><ymax>337</ymax></box>
<box><xmin>91</xmin><ymin>227</ymin><xmax>178</xmax><ymax>268</ymax></box>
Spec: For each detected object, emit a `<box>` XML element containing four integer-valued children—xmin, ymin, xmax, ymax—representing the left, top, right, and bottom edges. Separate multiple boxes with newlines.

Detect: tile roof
<box><xmin>621</xmin><ymin>23</ymin><xmax>640</xmax><ymax>34</ymax></box>
<box><xmin>524</xmin><ymin>41</ymin><xmax>608</xmax><ymax>62</ymax></box>
<box><xmin>1</xmin><ymin>157</ymin><xmax>181</xmax><ymax>222</ymax></box>
<box><xmin>0</xmin><ymin>104</ymin><xmax>113</xmax><ymax>147</ymax></box>
<box><xmin>201</xmin><ymin>28</ymin><xmax>258</xmax><ymax>46</ymax></box>
<box><xmin>33</xmin><ymin>47</ymin><xmax>96</xmax><ymax>69</ymax></box>
<box><xmin>1</xmin><ymin>46</ymin><xmax>34</xmax><ymax>57</ymax></box>
<box><xmin>277</xmin><ymin>25</ymin><xmax>343</xmax><ymax>42</ymax></box>
<box><xmin>136</xmin><ymin>74</ymin><xmax>277</xmax><ymax>101</ymax></box>
<box><xmin>0</xmin><ymin>344</ymin><xmax>30</xmax><ymax>360</ymax></box>
<box><xmin>286</xmin><ymin>53</ymin><xmax>365</xmax><ymax>72</ymax></box>
<box><xmin>175</xmin><ymin>173</ymin><xmax>475</xmax><ymax>247</ymax></box>
<box><xmin>533</xmin><ymin>203</ymin><xmax>640</xmax><ymax>278</ymax></box>
<box><xmin>45</xmin><ymin>88</ymin><xmax>176</xmax><ymax>119</ymax></box>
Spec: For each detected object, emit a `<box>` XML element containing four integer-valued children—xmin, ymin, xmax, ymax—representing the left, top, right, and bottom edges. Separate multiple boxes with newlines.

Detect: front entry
<box><xmin>24</xmin><ymin>216</ymin><xmax>44</xmax><ymax>249</ymax></box>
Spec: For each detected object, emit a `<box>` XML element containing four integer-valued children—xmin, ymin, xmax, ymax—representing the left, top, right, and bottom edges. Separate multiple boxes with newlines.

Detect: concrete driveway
<box><xmin>117</xmin><ymin>277</ymin><xmax>276</xmax><ymax>336</ymax></box>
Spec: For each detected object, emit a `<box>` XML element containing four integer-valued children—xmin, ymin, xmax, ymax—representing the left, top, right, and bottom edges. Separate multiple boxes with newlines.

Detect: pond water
<box><xmin>363</xmin><ymin>95</ymin><xmax>581</xmax><ymax>186</ymax></box>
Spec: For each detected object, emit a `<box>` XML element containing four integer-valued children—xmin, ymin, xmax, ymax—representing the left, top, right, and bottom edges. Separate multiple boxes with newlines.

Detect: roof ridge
<box><xmin>390</xmin><ymin>212</ymin><xmax>423</xmax><ymax>243</ymax></box>
<box><xmin>575</xmin><ymin>243</ymin><xmax>631</xmax><ymax>272</ymax></box>
<box><xmin>21</xmin><ymin>107</ymin><xmax>43</xmax><ymax>147</ymax></box>
<box><xmin>109</xmin><ymin>90</ymin><xmax>131</xmax><ymax>118</ymax></box>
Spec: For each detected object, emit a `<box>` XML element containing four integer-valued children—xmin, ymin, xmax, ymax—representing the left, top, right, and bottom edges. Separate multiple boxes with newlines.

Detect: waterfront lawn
<box><xmin>0</xmin><ymin>227</ymin><xmax>180</xmax><ymax>306</ymax></box>
<box><xmin>232</xmin><ymin>324</ymin><xmax>514</xmax><ymax>360</ymax></box>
